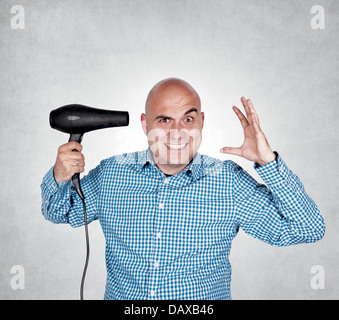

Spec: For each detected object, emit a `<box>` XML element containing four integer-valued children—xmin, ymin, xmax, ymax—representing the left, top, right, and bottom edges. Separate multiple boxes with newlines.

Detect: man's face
<box><xmin>141</xmin><ymin>81</ymin><xmax>204</xmax><ymax>174</ymax></box>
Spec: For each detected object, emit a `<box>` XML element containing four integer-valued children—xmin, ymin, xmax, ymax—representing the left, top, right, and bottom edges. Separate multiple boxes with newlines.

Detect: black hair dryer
<box><xmin>50</xmin><ymin>104</ymin><xmax>129</xmax><ymax>199</ymax></box>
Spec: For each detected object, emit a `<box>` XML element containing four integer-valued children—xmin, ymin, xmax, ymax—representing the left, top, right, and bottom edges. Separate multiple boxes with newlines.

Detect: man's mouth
<box><xmin>165</xmin><ymin>142</ymin><xmax>189</xmax><ymax>150</ymax></box>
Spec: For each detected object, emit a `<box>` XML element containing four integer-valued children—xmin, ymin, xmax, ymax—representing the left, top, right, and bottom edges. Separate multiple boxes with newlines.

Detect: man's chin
<box><xmin>159</xmin><ymin>154</ymin><xmax>193</xmax><ymax>166</ymax></box>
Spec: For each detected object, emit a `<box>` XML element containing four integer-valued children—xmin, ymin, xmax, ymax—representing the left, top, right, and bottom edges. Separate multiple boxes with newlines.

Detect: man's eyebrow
<box><xmin>184</xmin><ymin>107</ymin><xmax>198</xmax><ymax>116</ymax></box>
<box><xmin>154</xmin><ymin>107</ymin><xmax>198</xmax><ymax>121</ymax></box>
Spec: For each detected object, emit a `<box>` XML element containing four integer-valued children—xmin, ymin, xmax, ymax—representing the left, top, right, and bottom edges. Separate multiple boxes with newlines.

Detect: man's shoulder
<box><xmin>195</xmin><ymin>152</ymin><xmax>242</xmax><ymax>174</ymax></box>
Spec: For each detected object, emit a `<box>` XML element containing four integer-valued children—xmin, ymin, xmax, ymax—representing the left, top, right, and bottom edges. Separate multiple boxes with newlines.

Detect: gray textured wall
<box><xmin>1</xmin><ymin>0</ymin><xmax>338</xmax><ymax>300</ymax></box>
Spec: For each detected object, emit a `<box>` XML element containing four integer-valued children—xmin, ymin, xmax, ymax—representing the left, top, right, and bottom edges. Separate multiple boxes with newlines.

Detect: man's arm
<box><xmin>220</xmin><ymin>97</ymin><xmax>325</xmax><ymax>245</ymax></box>
<box><xmin>41</xmin><ymin>142</ymin><xmax>105</xmax><ymax>228</ymax></box>
<box><xmin>231</xmin><ymin>154</ymin><xmax>325</xmax><ymax>246</ymax></box>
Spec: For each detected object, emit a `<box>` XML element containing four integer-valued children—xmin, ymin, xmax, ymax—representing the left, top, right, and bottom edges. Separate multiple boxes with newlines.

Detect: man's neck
<box><xmin>148</xmin><ymin>150</ymin><xmax>195</xmax><ymax>176</ymax></box>
<box><xmin>156</xmin><ymin>162</ymin><xmax>188</xmax><ymax>176</ymax></box>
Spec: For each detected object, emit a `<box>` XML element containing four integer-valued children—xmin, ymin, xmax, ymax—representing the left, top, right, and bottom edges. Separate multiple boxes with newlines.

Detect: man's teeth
<box><xmin>166</xmin><ymin>143</ymin><xmax>188</xmax><ymax>150</ymax></box>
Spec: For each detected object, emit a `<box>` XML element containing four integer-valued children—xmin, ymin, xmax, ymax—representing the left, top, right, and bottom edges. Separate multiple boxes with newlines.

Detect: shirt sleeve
<box><xmin>232</xmin><ymin>152</ymin><xmax>325</xmax><ymax>246</ymax></box>
<box><xmin>40</xmin><ymin>160</ymin><xmax>106</xmax><ymax>228</ymax></box>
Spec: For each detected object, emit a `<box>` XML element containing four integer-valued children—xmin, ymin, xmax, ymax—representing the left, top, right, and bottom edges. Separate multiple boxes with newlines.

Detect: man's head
<box><xmin>141</xmin><ymin>78</ymin><xmax>204</xmax><ymax>175</ymax></box>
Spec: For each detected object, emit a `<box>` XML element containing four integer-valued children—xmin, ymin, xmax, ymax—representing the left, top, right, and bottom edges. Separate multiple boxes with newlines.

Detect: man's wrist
<box><xmin>256</xmin><ymin>151</ymin><xmax>277</xmax><ymax>167</ymax></box>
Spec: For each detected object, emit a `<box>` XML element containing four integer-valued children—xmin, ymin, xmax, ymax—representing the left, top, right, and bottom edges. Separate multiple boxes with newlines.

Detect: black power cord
<box><xmin>80</xmin><ymin>198</ymin><xmax>89</xmax><ymax>300</ymax></box>
<box><xmin>72</xmin><ymin>176</ymin><xmax>89</xmax><ymax>300</ymax></box>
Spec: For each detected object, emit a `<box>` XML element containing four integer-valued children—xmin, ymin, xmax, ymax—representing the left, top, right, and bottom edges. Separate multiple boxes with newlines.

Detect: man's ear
<box><xmin>141</xmin><ymin>113</ymin><xmax>147</xmax><ymax>135</ymax></box>
<box><xmin>201</xmin><ymin>111</ymin><xmax>205</xmax><ymax>129</ymax></box>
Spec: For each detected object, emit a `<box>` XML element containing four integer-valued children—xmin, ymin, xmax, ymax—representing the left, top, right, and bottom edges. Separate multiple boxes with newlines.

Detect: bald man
<box><xmin>41</xmin><ymin>78</ymin><xmax>325</xmax><ymax>300</ymax></box>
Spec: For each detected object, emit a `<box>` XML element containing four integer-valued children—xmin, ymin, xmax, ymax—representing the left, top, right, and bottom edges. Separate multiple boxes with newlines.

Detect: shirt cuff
<box><xmin>254</xmin><ymin>151</ymin><xmax>292</xmax><ymax>186</ymax></box>
<box><xmin>41</xmin><ymin>166</ymin><xmax>71</xmax><ymax>195</ymax></box>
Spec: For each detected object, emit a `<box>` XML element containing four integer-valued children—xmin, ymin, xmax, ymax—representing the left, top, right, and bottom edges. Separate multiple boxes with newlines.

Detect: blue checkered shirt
<box><xmin>41</xmin><ymin>148</ymin><xmax>325</xmax><ymax>300</ymax></box>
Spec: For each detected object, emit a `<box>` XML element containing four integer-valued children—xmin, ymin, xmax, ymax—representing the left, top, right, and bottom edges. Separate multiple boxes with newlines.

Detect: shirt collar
<box><xmin>139</xmin><ymin>147</ymin><xmax>205</xmax><ymax>181</ymax></box>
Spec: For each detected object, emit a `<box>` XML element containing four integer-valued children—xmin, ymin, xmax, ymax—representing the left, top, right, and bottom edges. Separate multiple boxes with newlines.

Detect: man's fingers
<box><xmin>246</xmin><ymin>99</ymin><xmax>260</xmax><ymax>125</ymax></box>
<box><xmin>58</xmin><ymin>141</ymin><xmax>83</xmax><ymax>153</ymax></box>
<box><xmin>241</xmin><ymin>97</ymin><xmax>252</xmax><ymax>124</ymax></box>
<box><xmin>251</xmin><ymin>114</ymin><xmax>261</xmax><ymax>133</ymax></box>
<box><xmin>58</xmin><ymin>151</ymin><xmax>85</xmax><ymax>166</ymax></box>
<box><xmin>220</xmin><ymin>146</ymin><xmax>242</xmax><ymax>157</ymax></box>
<box><xmin>64</xmin><ymin>151</ymin><xmax>85</xmax><ymax>161</ymax></box>
<box><xmin>233</xmin><ymin>106</ymin><xmax>248</xmax><ymax>128</ymax></box>
<box><xmin>240</xmin><ymin>97</ymin><xmax>260</xmax><ymax>126</ymax></box>
<box><xmin>68</xmin><ymin>158</ymin><xmax>85</xmax><ymax>167</ymax></box>
<box><xmin>65</xmin><ymin>159</ymin><xmax>85</xmax><ymax>174</ymax></box>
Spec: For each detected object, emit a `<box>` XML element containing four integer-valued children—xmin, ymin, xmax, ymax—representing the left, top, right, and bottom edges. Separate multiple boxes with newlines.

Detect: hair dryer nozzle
<box><xmin>50</xmin><ymin>104</ymin><xmax>129</xmax><ymax>134</ymax></box>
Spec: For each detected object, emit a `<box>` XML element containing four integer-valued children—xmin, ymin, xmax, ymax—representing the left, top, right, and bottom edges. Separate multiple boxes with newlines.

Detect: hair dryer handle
<box><xmin>68</xmin><ymin>133</ymin><xmax>85</xmax><ymax>200</ymax></box>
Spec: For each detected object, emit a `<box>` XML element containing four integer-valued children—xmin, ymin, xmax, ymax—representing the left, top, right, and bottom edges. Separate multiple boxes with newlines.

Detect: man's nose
<box><xmin>168</xmin><ymin>125</ymin><xmax>189</xmax><ymax>142</ymax></box>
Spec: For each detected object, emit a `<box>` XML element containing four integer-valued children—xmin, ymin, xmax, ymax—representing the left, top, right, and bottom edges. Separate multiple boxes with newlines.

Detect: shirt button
<box><xmin>156</xmin><ymin>232</ymin><xmax>162</xmax><ymax>238</ymax></box>
<box><xmin>150</xmin><ymin>290</ymin><xmax>155</xmax><ymax>297</ymax></box>
<box><xmin>164</xmin><ymin>179</ymin><xmax>169</xmax><ymax>184</ymax></box>
<box><xmin>154</xmin><ymin>262</ymin><xmax>159</xmax><ymax>268</ymax></box>
<box><xmin>159</xmin><ymin>203</ymin><xmax>164</xmax><ymax>209</ymax></box>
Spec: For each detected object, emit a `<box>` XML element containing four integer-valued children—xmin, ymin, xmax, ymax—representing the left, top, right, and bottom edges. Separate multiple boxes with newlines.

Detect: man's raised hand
<box><xmin>220</xmin><ymin>97</ymin><xmax>276</xmax><ymax>166</ymax></box>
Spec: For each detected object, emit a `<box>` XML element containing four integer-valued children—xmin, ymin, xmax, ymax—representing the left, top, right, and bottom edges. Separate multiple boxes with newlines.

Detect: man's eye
<box><xmin>160</xmin><ymin>118</ymin><xmax>170</xmax><ymax>123</ymax></box>
<box><xmin>185</xmin><ymin>116</ymin><xmax>193</xmax><ymax>122</ymax></box>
